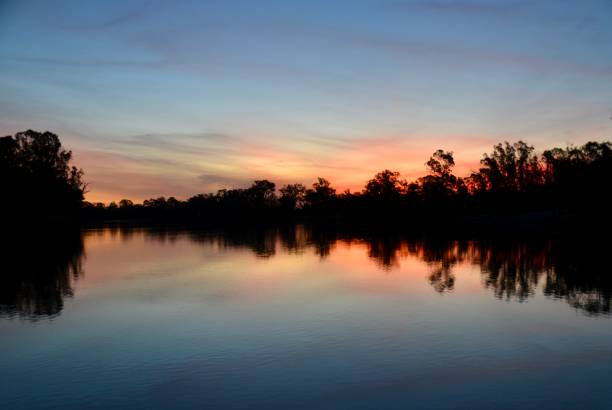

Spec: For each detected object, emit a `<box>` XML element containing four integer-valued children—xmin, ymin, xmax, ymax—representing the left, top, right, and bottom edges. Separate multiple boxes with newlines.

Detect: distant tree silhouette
<box><xmin>363</xmin><ymin>170</ymin><xmax>406</xmax><ymax>199</ymax></box>
<box><xmin>2</xmin><ymin>130</ymin><xmax>601</xmax><ymax>227</ymax></box>
<box><xmin>305</xmin><ymin>177</ymin><xmax>336</xmax><ymax>209</ymax></box>
<box><xmin>248</xmin><ymin>180</ymin><xmax>276</xmax><ymax>208</ymax></box>
<box><xmin>541</xmin><ymin>141</ymin><xmax>611</xmax><ymax>212</ymax></box>
<box><xmin>279</xmin><ymin>183</ymin><xmax>307</xmax><ymax>210</ymax></box>
<box><xmin>119</xmin><ymin>199</ymin><xmax>134</xmax><ymax>208</ymax></box>
<box><xmin>418</xmin><ymin>150</ymin><xmax>460</xmax><ymax>199</ymax></box>
<box><xmin>427</xmin><ymin>149</ymin><xmax>455</xmax><ymax>178</ymax></box>
<box><xmin>473</xmin><ymin>141</ymin><xmax>541</xmax><ymax>193</ymax></box>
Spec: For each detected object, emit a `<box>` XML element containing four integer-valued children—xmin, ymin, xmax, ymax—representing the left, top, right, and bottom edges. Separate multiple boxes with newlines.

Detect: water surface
<box><xmin>1</xmin><ymin>226</ymin><xmax>611</xmax><ymax>409</ymax></box>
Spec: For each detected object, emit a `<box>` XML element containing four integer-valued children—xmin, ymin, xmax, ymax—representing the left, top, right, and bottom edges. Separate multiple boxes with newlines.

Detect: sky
<box><xmin>1</xmin><ymin>0</ymin><xmax>611</xmax><ymax>203</ymax></box>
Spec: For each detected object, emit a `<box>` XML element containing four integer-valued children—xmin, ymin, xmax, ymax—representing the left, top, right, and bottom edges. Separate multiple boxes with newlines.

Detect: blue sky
<box><xmin>1</xmin><ymin>0</ymin><xmax>611</xmax><ymax>201</ymax></box>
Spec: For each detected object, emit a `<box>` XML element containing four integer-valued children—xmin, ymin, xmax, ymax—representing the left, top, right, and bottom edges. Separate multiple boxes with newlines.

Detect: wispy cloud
<box><xmin>333</xmin><ymin>31</ymin><xmax>612</xmax><ymax>78</ymax></box>
<box><xmin>77</xmin><ymin>130</ymin><xmax>499</xmax><ymax>202</ymax></box>
<box><xmin>198</xmin><ymin>173</ymin><xmax>252</xmax><ymax>190</ymax></box>
<box><xmin>386</xmin><ymin>0</ymin><xmax>521</xmax><ymax>16</ymax></box>
<box><xmin>382</xmin><ymin>0</ymin><xmax>602</xmax><ymax>26</ymax></box>
<box><xmin>59</xmin><ymin>0</ymin><xmax>155</xmax><ymax>32</ymax></box>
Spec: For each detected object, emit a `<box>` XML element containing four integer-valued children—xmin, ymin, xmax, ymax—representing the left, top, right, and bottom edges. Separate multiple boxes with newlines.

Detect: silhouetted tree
<box><xmin>0</xmin><ymin>130</ymin><xmax>85</xmax><ymax>221</ymax></box>
<box><xmin>475</xmin><ymin>141</ymin><xmax>541</xmax><ymax>193</ymax></box>
<box><xmin>119</xmin><ymin>199</ymin><xmax>134</xmax><ymax>208</ymax></box>
<box><xmin>363</xmin><ymin>170</ymin><xmax>406</xmax><ymax>199</ymax></box>
<box><xmin>418</xmin><ymin>150</ymin><xmax>459</xmax><ymax>199</ymax></box>
<box><xmin>69</xmin><ymin>135</ymin><xmax>610</xmax><ymax>227</ymax></box>
<box><xmin>305</xmin><ymin>177</ymin><xmax>336</xmax><ymax>208</ymax></box>
<box><xmin>248</xmin><ymin>180</ymin><xmax>276</xmax><ymax>208</ymax></box>
<box><xmin>465</xmin><ymin>170</ymin><xmax>488</xmax><ymax>194</ymax></box>
<box><xmin>427</xmin><ymin>149</ymin><xmax>455</xmax><ymax>178</ymax></box>
<box><xmin>279</xmin><ymin>183</ymin><xmax>307</xmax><ymax>210</ymax></box>
<box><xmin>542</xmin><ymin>142</ymin><xmax>611</xmax><ymax>189</ymax></box>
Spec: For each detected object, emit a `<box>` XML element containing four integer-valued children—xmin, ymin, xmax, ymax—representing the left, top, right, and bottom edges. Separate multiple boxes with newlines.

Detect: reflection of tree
<box><xmin>98</xmin><ymin>226</ymin><xmax>611</xmax><ymax>318</ymax></box>
<box><xmin>176</xmin><ymin>228</ymin><xmax>612</xmax><ymax>316</ymax></box>
<box><xmin>184</xmin><ymin>228</ymin><xmax>278</xmax><ymax>258</ymax></box>
<box><xmin>35</xmin><ymin>225</ymin><xmax>612</xmax><ymax>317</ymax></box>
<box><xmin>307</xmin><ymin>228</ymin><xmax>335</xmax><ymax>260</ymax></box>
<box><xmin>366</xmin><ymin>236</ymin><xmax>403</xmax><ymax>270</ymax></box>
<box><xmin>188</xmin><ymin>225</ymin><xmax>334</xmax><ymax>260</ymax></box>
<box><xmin>542</xmin><ymin>241</ymin><xmax>612</xmax><ymax>316</ymax></box>
<box><xmin>183</xmin><ymin>227</ymin><xmax>611</xmax><ymax>316</ymax></box>
<box><xmin>428</xmin><ymin>264</ymin><xmax>455</xmax><ymax>293</ymax></box>
<box><xmin>0</xmin><ymin>230</ymin><xmax>84</xmax><ymax>320</ymax></box>
<box><xmin>194</xmin><ymin>228</ymin><xmax>611</xmax><ymax>316</ymax></box>
<box><xmin>475</xmin><ymin>242</ymin><xmax>547</xmax><ymax>302</ymax></box>
<box><xmin>5</xmin><ymin>225</ymin><xmax>608</xmax><ymax>321</ymax></box>
<box><xmin>423</xmin><ymin>241</ymin><xmax>464</xmax><ymax>293</ymax></box>
<box><xmin>414</xmin><ymin>238</ymin><xmax>610</xmax><ymax>316</ymax></box>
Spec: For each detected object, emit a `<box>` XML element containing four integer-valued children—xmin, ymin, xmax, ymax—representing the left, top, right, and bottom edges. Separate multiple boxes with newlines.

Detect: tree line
<box><xmin>1</xmin><ymin>130</ymin><xmax>610</xmax><ymax>226</ymax></box>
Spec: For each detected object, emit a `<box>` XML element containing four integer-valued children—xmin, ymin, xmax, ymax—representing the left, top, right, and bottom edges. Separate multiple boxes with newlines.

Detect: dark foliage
<box><xmin>0</xmin><ymin>229</ymin><xmax>84</xmax><ymax>319</ymax></box>
<box><xmin>84</xmin><ymin>139</ymin><xmax>611</xmax><ymax>227</ymax></box>
<box><xmin>0</xmin><ymin>130</ymin><xmax>85</xmax><ymax>222</ymax></box>
<box><xmin>1</xmin><ymin>130</ymin><xmax>609</xmax><ymax>226</ymax></box>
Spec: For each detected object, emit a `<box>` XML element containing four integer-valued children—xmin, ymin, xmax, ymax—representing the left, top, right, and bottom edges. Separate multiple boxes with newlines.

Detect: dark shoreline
<box><xmin>72</xmin><ymin>209</ymin><xmax>604</xmax><ymax>239</ymax></box>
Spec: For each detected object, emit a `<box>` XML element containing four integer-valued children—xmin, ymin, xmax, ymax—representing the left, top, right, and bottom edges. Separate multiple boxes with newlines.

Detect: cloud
<box><xmin>76</xmin><ymin>126</ymin><xmax>596</xmax><ymax>203</ymax></box>
<box><xmin>334</xmin><ymin>31</ymin><xmax>612</xmax><ymax>79</ymax></box>
<box><xmin>382</xmin><ymin>0</ymin><xmax>601</xmax><ymax>27</ymax></box>
<box><xmin>58</xmin><ymin>0</ymin><xmax>155</xmax><ymax>32</ymax></box>
<box><xmin>115</xmin><ymin>132</ymin><xmax>241</xmax><ymax>156</ymax></box>
<box><xmin>386</xmin><ymin>0</ymin><xmax>519</xmax><ymax>16</ymax></box>
<box><xmin>198</xmin><ymin>173</ymin><xmax>252</xmax><ymax>190</ymax></box>
<box><xmin>6</xmin><ymin>55</ymin><xmax>166</xmax><ymax>69</ymax></box>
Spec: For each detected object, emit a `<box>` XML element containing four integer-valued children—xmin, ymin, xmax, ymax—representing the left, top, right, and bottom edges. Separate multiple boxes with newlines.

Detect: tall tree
<box><xmin>248</xmin><ymin>180</ymin><xmax>276</xmax><ymax>208</ymax></box>
<box><xmin>363</xmin><ymin>170</ymin><xmax>406</xmax><ymax>199</ymax></box>
<box><xmin>477</xmin><ymin>141</ymin><xmax>541</xmax><ymax>192</ymax></box>
<box><xmin>279</xmin><ymin>183</ymin><xmax>307</xmax><ymax>210</ymax></box>
<box><xmin>306</xmin><ymin>177</ymin><xmax>336</xmax><ymax>207</ymax></box>
<box><xmin>0</xmin><ymin>130</ymin><xmax>85</xmax><ymax>219</ymax></box>
<box><xmin>416</xmin><ymin>150</ymin><xmax>460</xmax><ymax>199</ymax></box>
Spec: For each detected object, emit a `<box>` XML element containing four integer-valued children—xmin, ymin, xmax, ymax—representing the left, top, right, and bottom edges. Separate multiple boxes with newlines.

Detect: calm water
<box><xmin>1</xmin><ymin>226</ymin><xmax>611</xmax><ymax>409</ymax></box>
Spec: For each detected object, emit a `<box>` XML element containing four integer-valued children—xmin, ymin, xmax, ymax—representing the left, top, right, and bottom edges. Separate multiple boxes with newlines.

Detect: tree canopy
<box><xmin>1</xmin><ymin>130</ymin><xmax>85</xmax><ymax>220</ymax></box>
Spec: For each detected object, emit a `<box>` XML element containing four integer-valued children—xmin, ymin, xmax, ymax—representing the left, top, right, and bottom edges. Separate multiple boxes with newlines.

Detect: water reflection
<box><xmin>2</xmin><ymin>225</ymin><xmax>610</xmax><ymax>320</ymax></box>
<box><xmin>0</xmin><ymin>230</ymin><xmax>84</xmax><ymax>320</ymax></box>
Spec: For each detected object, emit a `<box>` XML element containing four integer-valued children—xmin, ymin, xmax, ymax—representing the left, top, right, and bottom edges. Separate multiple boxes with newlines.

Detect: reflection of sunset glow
<box><xmin>79</xmin><ymin>228</ymin><xmax>484</xmax><ymax>300</ymax></box>
<box><xmin>6</xmin><ymin>227</ymin><xmax>610</xmax><ymax>321</ymax></box>
<box><xmin>78</xmin><ymin>226</ymin><xmax>612</xmax><ymax>318</ymax></box>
